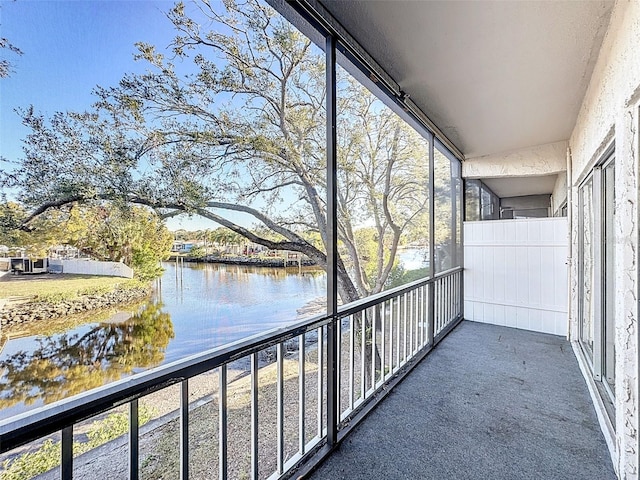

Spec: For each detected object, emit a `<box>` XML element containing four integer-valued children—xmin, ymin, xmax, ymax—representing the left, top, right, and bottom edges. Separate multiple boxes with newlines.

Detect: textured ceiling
<box><xmin>320</xmin><ymin>0</ymin><xmax>614</xmax><ymax>158</ymax></box>
<box><xmin>483</xmin><ymin>175</ymin><xmax>558</xmax><ymax>199</ymax></box>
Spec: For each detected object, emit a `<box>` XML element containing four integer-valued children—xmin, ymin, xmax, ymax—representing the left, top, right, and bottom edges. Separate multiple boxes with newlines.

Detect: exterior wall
<box><xmin>463</xmin><ymin>140</ymin><xmax>567</xmax><ymax>178</ymax></box>
<box><xmin>568</xmin><ymin>1</ymin><xmax>640</xmax><ymax>477</ymax></box>
<box><xmin>551</xmin><ymin>171</ymin><xmax>568</xmax><ymax>215</ymax></box>
<box><xmin>48</xmin><ymin>259</ymin><xmax>134</xmax><ymax>279</ymax></box>
<box><xmin>463</xmin><ymin>218</ymin><xmax>568</xmax><ymax>336</ymax></box>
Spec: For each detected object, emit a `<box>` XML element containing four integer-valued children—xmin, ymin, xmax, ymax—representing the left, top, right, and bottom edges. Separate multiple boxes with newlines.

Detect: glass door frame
<box><xmin>577</xmin><ymin>146</ymin><xmax>615</xmax><ymax>406</ymax></box>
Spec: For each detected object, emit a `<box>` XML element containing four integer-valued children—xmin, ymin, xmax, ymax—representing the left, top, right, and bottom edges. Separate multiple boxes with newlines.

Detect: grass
<box><xmin>1</xmin><ymin>404</ymin><xmax>157</xmax><ymax>480</ymax></box>
<box><xmin>0</xmin><ymin>274</ymin><xmax>135</xmax><ymax>302</ymax></box>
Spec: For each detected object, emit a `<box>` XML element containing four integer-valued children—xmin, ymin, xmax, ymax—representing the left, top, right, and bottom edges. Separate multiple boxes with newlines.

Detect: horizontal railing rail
<box><xmin>0</xmin><ymin>267</ymin><xmax>463</xmax><ymax>480</ymax></box>
<box><xmin>0</xmin><ymin>313</ymin><xmax>332</xmax><ymax>452</ymax></box>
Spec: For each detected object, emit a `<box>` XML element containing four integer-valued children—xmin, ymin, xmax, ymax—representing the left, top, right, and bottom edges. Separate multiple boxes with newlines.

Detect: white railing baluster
<box><xmin>317</xmin><ymin>326</ymin><xmax>324</xmax><ymax>438</ymax></box>
<box><xmin>251</xmin><ymin>353</ymin><xmax>259</xmax><ymax>480</ymax></box>
<box><xmin>299</xmin><ymin>334</ymin><xmax>306</xmax><ymax>455</ymax></box>
<box><xmin>360</xmin><ymin>311</ymin><xmax>365</xmax><ymax>398</ymax></box>
<box><xmin>349</xmin><ymin>314</ymin><xmax>355</xmax><ymax>410</ymax></box>
<box><xmin>180</xmin><ymin>379</ymin><xmax>189</xmax><ymax>480</ymax></box>
<box><xmin>381</xmin><ymin>300</ymin><xmax>386</xmax><ymax>382</ymax></box>
<box><xmin>219</xmin><ymin>365</ymin><xmax>228</xmax><ymax>480</ymax></box>
<box><xmin>396</xmin><ymin>297</ymin><xmax>400</xmax><ymax>371</ymax></box>
<box><xmin>371</xmin><ymin>307</ymin><xmax>376</xmax><ymax>390</ymax></box>
<box><xmin>403</xmin><ymin>292</ymin><xmax>408</xmax><ymax>364</ymax></box>
<box><xmin>277</xmin><ymin>343</ymin><xmax>284</xmax><ymax>474</ymax></box>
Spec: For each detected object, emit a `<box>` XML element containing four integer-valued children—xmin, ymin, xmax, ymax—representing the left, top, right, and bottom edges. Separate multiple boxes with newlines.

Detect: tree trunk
<box><xmin>337</xmin><ymin>265</ymin><xmax>382</xmax><ymax>392</ymax></box>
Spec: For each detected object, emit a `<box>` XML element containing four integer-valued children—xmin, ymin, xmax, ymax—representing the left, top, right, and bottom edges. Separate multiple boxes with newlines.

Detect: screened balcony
<box><xmin>308</xmin><ymin>321</ymin><xmax>615</xmax><ymax>480</ymax></box>
<box><xmin>1</xmin><ymin>0</ymin><xmax>636</xmax><ymax>478</ymax></box>
<box><xmin>0</xmin><ymin>267</ymin><xmax>617</xmax><ymax>479</ymax></box>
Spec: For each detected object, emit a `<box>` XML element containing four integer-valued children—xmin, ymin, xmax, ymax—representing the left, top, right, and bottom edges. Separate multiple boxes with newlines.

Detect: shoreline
<box><xmin>169</xmin><ymin>254</ymin><xmax>318</xmax><ymax>268</ymax></box>
<box><xmin>0</xmin><ymin>284</ymin><xmax>151</xmax><ymax>329</ymax></box>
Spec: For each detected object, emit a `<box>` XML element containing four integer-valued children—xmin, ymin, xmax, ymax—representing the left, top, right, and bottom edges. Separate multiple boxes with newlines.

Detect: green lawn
<box><xmin>0</xmin><ymin>274</ymin><xmax>130</xmax><ymax>301</ymax></box>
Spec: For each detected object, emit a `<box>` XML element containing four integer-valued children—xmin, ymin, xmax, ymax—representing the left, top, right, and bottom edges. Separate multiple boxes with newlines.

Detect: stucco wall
<box><xmin>551</xmin><ymin>171</ymin><xmax>568</xmax><ymax>215</ymax></box>
<box><xmin>463</xmin><ymin>140</ymin><xmax>567</xmax><ymax>178</ymax></box>
<box><xmin>568</xmin><ymin>1</ymin><xmax>640</xmax><ymax>477</ymax></box>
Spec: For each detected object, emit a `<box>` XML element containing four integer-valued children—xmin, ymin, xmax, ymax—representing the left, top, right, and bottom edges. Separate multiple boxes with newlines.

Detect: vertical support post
<box><xmin>451</xmin><ymin>160</ymin><xmax>458</xmax><ymax>268</ymax></box>
<box><xmin>277</xmin><ymin>343</ymin><xmax>284</xmax><ymax>474</ymax></box>
<box><xmin>325</xmin><ymin>34</ymin><xmax>338</xmax><ymax>447</ymax></box>
<box><xmin>250</xmin><ymin>353</ymin><xmax>259</xmax><ymax>480</ymax></box>
<box><xmin>61</xmin><ymin>426</ymin><xmax>73</xmax><ymax>480</ymax></box>
<box><xmin>180</xmin><ymin>380</ymin><xmax>189</xmax><ymax>480</ymax></box>
<box><xmin>299</xmin><ymin>334</ymin><xmax>306</xmax><ymax>454</ymax></box>
<box><xmin>459</xmin><ymin>162</ymin><xmax>465</xmax><ymax>322</ymax></box>
<box><xmin>129</xmin><ymin>400</ymin><xmax>139</xmax><ymax>480</ymax></box>
<box><xmin>428</xmin><ymin>134</ymin><xmax>436</xmax><ymax>345</ymax></box>
<box><xmin>219</xmin><ymin>365</ymin><xmax>228</xmax><ymax>480</ymax></box>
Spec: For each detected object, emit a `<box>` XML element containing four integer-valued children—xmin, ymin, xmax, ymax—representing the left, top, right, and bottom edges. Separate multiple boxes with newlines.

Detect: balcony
<box><xmin>0</xmin><ymin>267</ymin><xmax>615</xmax><ymax>479</ymax></box>
<box><xmin>308</xmin><ymin>321</ymin><xmax>615</xmax><ymax>480</ymax></box>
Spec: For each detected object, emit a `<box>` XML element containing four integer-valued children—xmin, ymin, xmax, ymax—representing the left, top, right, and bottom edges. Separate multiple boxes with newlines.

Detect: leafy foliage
<box><xmin>0</xmin><ymin>301</ymin><xmax>174</xmax><ymax>408</ymax></box>
<box><xmin>1</xmin><ymin>404</ymin><xmax>156</xmax><ymax>479</ymax></box>
<box><xmin>0</xmin><ymin>202</ymin><xmax>172</xmax><ymax>280</ymax></box>
<box><xmin>187</xmin><ymin>245</ymin><xmax>206</xmax><ymax>258</ymax></box>
<box><xmin>0</xmin><ymin>0</ymin><xmax>452</xmax><ymax>304</ymax></box>
<box><xmin>0</xmin><ymin>33</ymin><xmax>23</xmax><ymax>78</ymax></box>
<box><xmin>64</xmin><ymin>205</ymin><xmax>173</xmax><ymax>281</ymax></box>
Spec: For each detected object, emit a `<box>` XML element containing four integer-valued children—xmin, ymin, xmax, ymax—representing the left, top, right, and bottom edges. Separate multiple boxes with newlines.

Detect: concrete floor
<box><xmin>309</xmin><ymin>321</ymin><xmax>616</xmax><ymax>480</ymax></box>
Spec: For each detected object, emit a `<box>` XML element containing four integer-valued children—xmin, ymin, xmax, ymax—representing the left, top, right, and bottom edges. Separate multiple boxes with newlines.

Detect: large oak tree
<box><xmin>3</xmin><ymin>0</ymin><xmax>435</xmax><ymax>305</ymax></box>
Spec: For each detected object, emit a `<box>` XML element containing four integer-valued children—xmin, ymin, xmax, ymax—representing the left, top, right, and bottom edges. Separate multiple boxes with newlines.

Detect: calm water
<box><xmin>0</xmin><ymin>251</ymin><xmax>427</xmax><ymax>419</ymax></box>
<box><xmin>0</xmin><ymin>262</ymin><xmax>326</xmax><ymax>419</ymax></box>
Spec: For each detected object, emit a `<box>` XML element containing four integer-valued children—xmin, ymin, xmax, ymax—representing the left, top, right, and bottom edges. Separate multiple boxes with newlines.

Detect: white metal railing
<box><xmin>0</xmin><ymin>268</ymin><xmax>462</xmax><ymax>480</ymax></box>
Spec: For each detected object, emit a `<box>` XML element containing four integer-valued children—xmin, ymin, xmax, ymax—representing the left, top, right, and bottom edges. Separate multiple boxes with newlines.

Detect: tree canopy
<box><xmin>0</xmin><ymin>202</ymin><xmax>173</xmax><ymax>280</ymax></box>
<box><xmin>2</xmin><ymin>0</ymin><xmax>455</xmax><ymax>302</ymax></box>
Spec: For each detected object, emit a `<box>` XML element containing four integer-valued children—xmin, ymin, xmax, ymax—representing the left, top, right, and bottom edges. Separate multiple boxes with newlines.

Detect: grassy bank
<box><xmin>0</xmin><ymin>274</ymin><xmax>139</xmax><ymax>303</ymax></box>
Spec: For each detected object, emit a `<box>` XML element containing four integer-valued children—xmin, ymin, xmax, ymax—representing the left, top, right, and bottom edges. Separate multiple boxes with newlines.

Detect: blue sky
<box><xmin>0</xmin><ymin>0</ymin><xmax>231</xmax><ymax>231</ymax></box>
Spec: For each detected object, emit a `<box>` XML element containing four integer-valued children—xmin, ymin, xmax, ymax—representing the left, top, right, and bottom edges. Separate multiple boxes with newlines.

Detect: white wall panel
<box><xmin>49</xmin><ymin>259</ymin><xmax>134</xmax><ymax>278</ymax></box>
<box><xmin>464</xmin><ymin>217</ymin><xmax>568</xmax><ymax>336</ymax></box>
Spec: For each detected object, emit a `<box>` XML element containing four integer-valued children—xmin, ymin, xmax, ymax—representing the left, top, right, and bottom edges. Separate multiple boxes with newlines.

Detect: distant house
<box><xmin>9</xmin><ymin>257</ymin><xmax>49</xmax><ymax>274</ymax></box>
<box><xmin>48</xmin><ymin>245</ymin><xmax>81</xmax><ymax>259</ymax></box>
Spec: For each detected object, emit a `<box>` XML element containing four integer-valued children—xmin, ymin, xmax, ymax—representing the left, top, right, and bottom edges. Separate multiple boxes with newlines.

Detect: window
<box><xmin>602</xmin><ymin>159</ymin><xmax>615</xmax><ymax>398</ymax></box>
<box><xmin>579</xmin><ymin>177</ymin><xmax>595</xmax><ymax>359</ymax></box>
<box><xmin>465</xmin><ymin>180</ymin><xmax>480</xmax><ymax>221</ymax></box>
<box><xmin>577</xmin><ymin>149</ymin><xmax>616</xmax><ymax>414</ymax></box>
<box><xmin>464</xmin><ymin>179</ymin><xmax>499</xmax><ymax>221</ymax></box>
<box><xmin>434</xmin><ymin>142</ymin><xmax>460</xmax><ymax>272</ymax></box>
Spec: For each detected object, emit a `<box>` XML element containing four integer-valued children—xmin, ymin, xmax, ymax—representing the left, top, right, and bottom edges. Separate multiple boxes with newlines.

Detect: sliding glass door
<box><xmin>578</xmin><ymin>151</ymin><xmax>616</xmax><ymax>410</ymax></box>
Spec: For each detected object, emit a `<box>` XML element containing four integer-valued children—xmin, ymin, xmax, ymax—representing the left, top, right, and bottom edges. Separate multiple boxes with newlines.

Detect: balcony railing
<box><xmin>0</xmin><ymin>267</ymin><xmax>463</xmax><ymax>480</ymax></box>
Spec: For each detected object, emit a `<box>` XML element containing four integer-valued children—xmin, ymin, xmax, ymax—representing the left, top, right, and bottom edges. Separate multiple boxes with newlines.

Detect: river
<box><xmin>0</xmin><ymin>250</ymin><xmax>428</xmax><ymax>420</ymax></box>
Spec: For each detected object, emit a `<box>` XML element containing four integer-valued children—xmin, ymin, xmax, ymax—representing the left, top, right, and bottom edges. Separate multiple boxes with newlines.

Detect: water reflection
<box><xmin>0</xmin><ymin>256</ymin><xmax>430</xmax><ymax>418</ymax></box>
<box><xmin>0</xmin><ymin>302</ymin><xmax>173</xmax><ymax>409</ymax></box>
<box><xmin>0</xmin><ymin>262</ymin><xmax>327</xmax><ymax>418</ymax></box>
<box><xmin>158</xmin><ymin>262</ymin><xmax>327</xmax><ymax>362</ymax></box>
